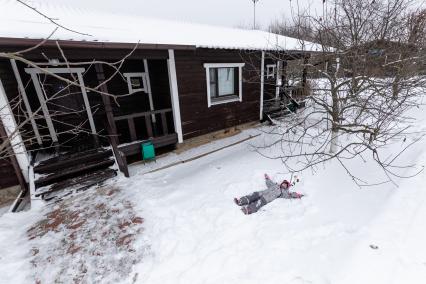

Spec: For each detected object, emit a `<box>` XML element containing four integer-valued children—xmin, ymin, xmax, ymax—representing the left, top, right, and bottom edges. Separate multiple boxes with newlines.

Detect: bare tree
<box><xmin>269</xmin><ymin>15</ymin><xmax>316</xmax><ymax>43</ymax></box>
<box><xmin>0</xmin><ymin>1</ymin><xmax>143</xmax><ymax>180</ymax></box>
<box><xmin>258</xmin><ymin>0</ymin><xmax>426</xmax><ymax>186</ymax></box>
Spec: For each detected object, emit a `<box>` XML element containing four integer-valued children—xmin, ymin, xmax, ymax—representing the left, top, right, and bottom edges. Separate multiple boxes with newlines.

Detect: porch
<box><xmin>263</xmin><ymin>85</ymin><xmax>307</xmax><ymax>120</ymax></box>
<box><xmin>114</xmin><ymin>109</ymin><xmax>177</xmax><ymax>156</ymax></box>
<box><xmin>3</xmin><ymin>49</ymin><xmax>182</xmax><ymax>200</ymax></box>
<box><xmin>15</xmin><ymin>55</ymin><xmax>178</xmax><ymax>150</ymax></box>
<box><xmin>262</xmin><ymin>54</ymin><xmax>309</xmax><ymax>121</ymax></box>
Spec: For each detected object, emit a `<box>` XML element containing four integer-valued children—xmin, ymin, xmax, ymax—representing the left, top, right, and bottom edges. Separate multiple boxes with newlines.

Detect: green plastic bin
<box><xmin>141</xmin><ymin>141</ymin><xmax>156</xmax><ymax>161</ymax></box>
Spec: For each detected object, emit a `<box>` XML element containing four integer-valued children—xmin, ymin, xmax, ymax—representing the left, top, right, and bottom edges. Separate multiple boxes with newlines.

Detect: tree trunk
<box><xmin>329</xmin><ymin>87</ymin><xmax>339</xmax><ymax>154</ymax></box>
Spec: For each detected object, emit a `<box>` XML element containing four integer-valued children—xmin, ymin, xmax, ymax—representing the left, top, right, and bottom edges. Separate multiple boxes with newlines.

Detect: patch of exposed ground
<box><xmin>27</xmin><ymin>186</ymin><xmax>147</xmax><ymax>283</ymax></box>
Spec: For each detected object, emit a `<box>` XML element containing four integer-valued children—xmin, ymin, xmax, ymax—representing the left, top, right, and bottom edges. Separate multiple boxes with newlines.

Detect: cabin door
<box><xmin>25</xmin><ymin>68</ymin><xmax>97</xmax><ymax>148</ymax></box>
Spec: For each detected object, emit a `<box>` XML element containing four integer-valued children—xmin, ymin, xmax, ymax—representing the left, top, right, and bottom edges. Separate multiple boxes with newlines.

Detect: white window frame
<box><xmin>266</xmin><ymin>64</ymin><xmax>276</xmax><ymax>79</ymax></box>
<box><xmin>123</xmin><ymin>72</ymin><xmax>148</xmax><ymax>94</ymax></box>
<box><xmin>203</xmin><ymin>63</ymin><xmax>244</xmax><ymax>108</ymax></box>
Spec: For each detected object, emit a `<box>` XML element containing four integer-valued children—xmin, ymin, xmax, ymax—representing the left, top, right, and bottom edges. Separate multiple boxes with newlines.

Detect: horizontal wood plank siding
<box><xmin>175</xmin><ymin>49</ymin><xmax>261</xmax><ymax>139</ymax></box>
<box><xmin>0</xmin><ymin>133</ymin><xmax>19</xmax><ymax>189</ymax></box>
<box><xmin>0</xmin><ymin>45</ymin><xmax>169</xmax><ymax>61</ymax></box>
<box><xmin>0</xmin><ymin>158</ymin><xmax>19</xmax><ymax>189</ymax></box>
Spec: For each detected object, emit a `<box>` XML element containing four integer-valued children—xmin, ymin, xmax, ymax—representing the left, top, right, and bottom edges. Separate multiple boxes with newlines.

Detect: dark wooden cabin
<box><xmin>0</xmin><ymin>3</ymin><xmax>318</xmax><ymax>204</ymax></box>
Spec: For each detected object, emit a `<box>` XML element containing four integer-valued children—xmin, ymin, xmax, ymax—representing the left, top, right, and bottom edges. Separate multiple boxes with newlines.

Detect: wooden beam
<box><xmin>24</xmin><ymin>67</ymin><xmax>86</xmax><ymax>75</ymax></box>
<box><xmin>167</xmin><ymin>49</ymin><xmax>183</xmax><ymax>143</ymax></box>
<box><xmin>0</xmin><ymin>79</ymin><xmax>29</xmax><ymax>188</ymax></box>
<box><xmin>94</xmin><ymin>64</ymin><xmax>118</xmax><ymax>138</ymax></box>
<box><xmin>161</xmin><ymin>112</ymin><xmax>169</xmax><ymax>135</ymax></box>
<box><xmin>118</xmin><ymin>133</ymin><xmax>178</xmax><ymax>156</ymax></box>
<box><xmin>260</xmin><ymin>51</ymin><xmax>265</xmax><ymax>120</ymax></box>
<box><xmin>275</xmin><ymin>60</ymin><xmax>281</xmax><ymax>99</ymax></box>
<box><xmin>114</xmin><ymin>108</ymin><xmax>172</xmax><ymax>121</ymax></box>
<box><xmin>94</xmin><ymin>63</ymin><xmax>129</xmax><ymax>177</ymax></box>
<box><xmin>76</xmin><ymin>72</ymin><xmax>97</xmax><ymax>135</ymax></box>
<box><xmin>10</xmin><ymin>59</ymin><xmax>42</xmax><ymax>145</ymax></box>
<box><xmin>144</xmin><ymin>115</ymin><xmax>153</xmax><ymax>138</ymax></box>
<box><xmin>143</xmin><ymin>59</ymin><xmax>156</xmax><ymax>123</ymax></box>
<box><xmin>128</xmin><ymin>118</ymin><xmax>137</xmax><ymax>141</ymax></box>
<box><xmin>0</xmin><ymin>120</ymin><xmax>27</xmax><ymax>192</ymax></box>
<box><xmin>302</xmin><ymin>56</ymin><xmax>309</xmax><ymax>91</ymax></box>
<box><xmin>28</xmin><ymin>72</ymin><xmax>58</xmax><ymax>143</ymax></box>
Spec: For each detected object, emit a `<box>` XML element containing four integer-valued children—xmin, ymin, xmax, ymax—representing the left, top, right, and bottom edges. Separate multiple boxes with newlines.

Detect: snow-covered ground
<box><xmin>1</xmin><ymin>107</ymin><xmax>426</xmax><ymax>283</ymax></box>
<box><xmin>0</xmin><ymin>203</ymin><xmax>10</xmax><ymax>216</ymax></box>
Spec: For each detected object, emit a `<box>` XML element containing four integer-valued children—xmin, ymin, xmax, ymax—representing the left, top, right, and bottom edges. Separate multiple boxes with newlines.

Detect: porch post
<box><xmin>143</xmin><ymin>59</ymin><xmax>156</xmax><ymax>122</ymax></box>
<box><xmin>94</xmin><ymin>63</ymin><xmax>129</xmax><ymax>178</ymax></box>
<box><xmin>0</xmin><ymin>79</ymin><xmax>30</xmax><ymax>183</ymax></box>
<box><xmin>28</xmin><ymin>72</ymin><xmax>58</xmax><ymax>143</ymax></box>
<box><xmin>0</xmin><ymin>120</ymin><xmax>27</xmax><ymax>192</ymax></box>
<box><xmin>10</xmin><ymin>59</ymin><xmax>42</xmax><ymax>145</ymax></box>
<box><xmin>76</xmin><ymin>72</ymin><xmax>97</xmax><ymax>135</ymax></box>
<box><xmin>260</xmin><ymin>51</ymin><xmax>265</xmax><ymax>120</ymax></box>
<box><xmin>94</xmin><ymin>64</ymin><xmax>118</xmax><ymax>140</ymax></box>
<box><xmin>167</xmin><ymin>49</ymin><xmax>183</xmax><ymax>143</ymax></box>
<box><xmin>275</xmin><ymin>60</ymin><xmax>280</xmax><ymax>99</ymax></box>
<box><xmin>302</xmin><ymin>55</ymin><xmax>309</xmax><ymax>91</ymax></box>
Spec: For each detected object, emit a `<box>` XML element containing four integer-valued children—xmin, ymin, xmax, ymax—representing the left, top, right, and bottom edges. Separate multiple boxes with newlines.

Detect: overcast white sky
<box><xmin>28</xmin><ymin>0</ymin><xmax>425</xmax><ymax>29</ymax></box>
<box><xmin>42</xmin><ymin>0</ymin><xmax>323</xmax><ymax>29</ymax></box>
<box><xmin>122</xmin><ymin>0</ymin><xmax>323</xmax><ymax>28</ymax></box>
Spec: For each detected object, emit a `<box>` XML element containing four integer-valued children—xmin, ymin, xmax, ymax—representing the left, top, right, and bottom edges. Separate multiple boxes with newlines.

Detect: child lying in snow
<box><xmin>234</xmin><ymin>174</ymin><xmax>304</xmax><ymax>215</ymax></box>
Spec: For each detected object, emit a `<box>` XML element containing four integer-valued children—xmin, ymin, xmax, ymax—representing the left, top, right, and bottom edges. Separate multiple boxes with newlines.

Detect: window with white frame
<box><xmin>123</xmin><ymin>73</ymin><xmax>147</xmax><ymax>94</ymax></box>
<box><xmin>203</xmin><ymin>63</ymin><xmax>244</xmax><ymax>107</ymax></box>
<box><xmin>266</xmin><ymin>64</ymin><xmax>276</xmax><ymax>79</ymax></box>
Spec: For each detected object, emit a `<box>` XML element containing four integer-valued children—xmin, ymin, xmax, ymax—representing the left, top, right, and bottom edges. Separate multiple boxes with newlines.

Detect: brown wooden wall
<box><xmin>175</xmin><ymin>49</ymin><xmax>262</xmax><ymax>139</ymax></box>
<box><xmin>0</xmin><ymin>43</ymin><xmax>299</xmax><ymax>151</ymax></box>
<box><xmin>0</xmin><ymin>134</ymin><xmax>19</xmax><ymax>189</ymax></box>
<box><xmin>0</xmin><ymin>158</ymin><xmax>18</xmax><ymax>189</ymax></box>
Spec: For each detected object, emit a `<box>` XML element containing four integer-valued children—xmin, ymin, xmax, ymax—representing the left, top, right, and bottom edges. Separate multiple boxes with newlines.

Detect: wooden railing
<box><xmin>114</xmin><ymin>108</ymin><xmax>173</xmax><ymax>143</ymax></box>
<box><xmin>94</xmin><ymin>63</ymin><xmax>129</xmax><ymax>177</ymax></box>
<box><xmin>263</xmin><ymin>85</ymin><xmax>307</xmax><ymax>116</ymax></box>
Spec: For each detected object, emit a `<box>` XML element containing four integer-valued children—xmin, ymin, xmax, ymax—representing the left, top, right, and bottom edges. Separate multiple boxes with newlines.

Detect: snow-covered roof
<box><xmin>0</xmin><ymin>0</ymin><xmax>321</xmax><ymax>52</ymax></box>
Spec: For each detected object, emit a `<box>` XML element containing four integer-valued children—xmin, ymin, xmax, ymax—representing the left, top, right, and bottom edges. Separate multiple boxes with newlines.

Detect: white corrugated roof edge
<box><xmin>0</xmin><ymin>0</ymin><xmax>323</xmax><ymax>52</ymax></box>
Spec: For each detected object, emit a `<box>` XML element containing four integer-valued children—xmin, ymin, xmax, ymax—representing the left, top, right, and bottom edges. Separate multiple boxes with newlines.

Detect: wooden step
<box><xmin>34</xmin><ymin>148</ymin><xmax>113</xmax><ymax>174</ymax></box>
<box><xmin>39</xmin><ymin>168</ymin><xmax>117</xmax><ymax>201</ymax></box>
<box><xmin>35</xmin><ymin>158</ymin><xmax>115</xmax><ymax>188</ymax></box>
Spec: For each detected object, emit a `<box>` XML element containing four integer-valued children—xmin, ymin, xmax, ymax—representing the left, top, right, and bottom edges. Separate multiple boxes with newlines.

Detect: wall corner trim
<box><xmin>167</xmin><ymin>49</ymin><xmax>184</xmax><ymax>143</ymax></box>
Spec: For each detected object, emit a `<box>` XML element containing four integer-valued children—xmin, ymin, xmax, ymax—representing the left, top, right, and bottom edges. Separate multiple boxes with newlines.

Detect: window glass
<box><xmin>218</xmin><ymin>67</ymin><xmax>234</xmax><ymax>96</ymax></box>
<box><xmin>209</xmin><ymin>68</ymin><xmax>217</xmax><ymax>98</ymax></box>
<box><xmin>130</xmin><ymin>77</ymin><xmax>142</xmax><ymax>88</ymax></box>
<box><xmin>205</xmin><ymin>64</ymin><xmax>242</xmax><ymax>106</ymax></box>
<box><xmin>124</xmin><ymin>73</ymin><xmax>146</xmax><ymax>94</ymax></box>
